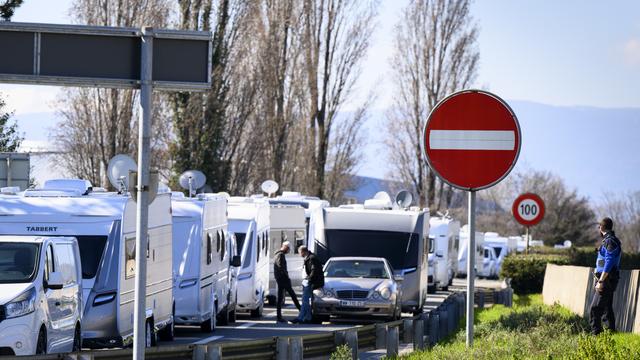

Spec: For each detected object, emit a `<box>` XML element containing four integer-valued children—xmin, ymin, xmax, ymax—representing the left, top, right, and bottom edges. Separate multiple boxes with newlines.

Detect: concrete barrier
<box><xmin>542</xmin><ymin>264</ymin><xmax>640</xmax><ymax>334</ymax></box>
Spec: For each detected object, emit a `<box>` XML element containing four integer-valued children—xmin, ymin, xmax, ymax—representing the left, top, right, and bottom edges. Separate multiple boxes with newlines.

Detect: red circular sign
<box><xmin>423</xmin><ymin>90</ymin><xmax>521</xmax><ymax>191</ymax></box>
<box><xmin>512</xmin><ymin>193</ymin><xmax>545</xmax><ymax>227</ymax></box>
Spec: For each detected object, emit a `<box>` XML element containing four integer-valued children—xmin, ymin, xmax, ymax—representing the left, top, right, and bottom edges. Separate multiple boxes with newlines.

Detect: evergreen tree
<box><xmin>0</xmin><ymin>96</ymin><xmax>23</xmax><ymax>152</ymax></box>
<box><xmin>0</xmin><ymin>0</ymin><xmax>24</xmax><ymax>20</ymax></box>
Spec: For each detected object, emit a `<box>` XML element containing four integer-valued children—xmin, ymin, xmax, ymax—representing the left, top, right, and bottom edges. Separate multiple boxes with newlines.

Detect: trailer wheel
<box><xmin>201</xmin><ymin>303</ymin><xmax>217</xmax><ymax>333</ymax></box>
<box><xmin>250</xmin><ymin>301</ymin><xmax>263</xmax><ymax>318</ymax></box>
<box><xmin>158</xmin><ymin>308</ymin><xmax>175</xmax><ymax>341</ymax></box>
<box><xmin>218</xmin><ymin>305</ymin><xmax>230</xmax><ymax>326</ymax></box>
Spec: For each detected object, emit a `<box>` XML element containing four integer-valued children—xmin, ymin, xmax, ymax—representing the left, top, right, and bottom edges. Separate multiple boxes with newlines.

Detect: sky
<box><xmin>1</xmin><ymin>0</ymin><xmax>640</xmax><ymax>201</ymax></box>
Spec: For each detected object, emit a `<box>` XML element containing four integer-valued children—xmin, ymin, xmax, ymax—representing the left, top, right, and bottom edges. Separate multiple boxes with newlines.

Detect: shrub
<box><xmin>330</xmin><ymin>344</ymin><xmax>352</xmax><ymax>360</ymax></box>
<box><xmin>500</xmin><ymin>254</ymin><xmax>569</xmax><ymax>294</ymax></box>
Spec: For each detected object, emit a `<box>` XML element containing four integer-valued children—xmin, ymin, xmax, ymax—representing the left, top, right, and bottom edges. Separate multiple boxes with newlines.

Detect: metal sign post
<box><xmin>422</xmin><ymin>90</ymin><xmax>521</xmax><ymax>348</ymax></box>
<box><xmin>0</xmin><ymin>21</ymin><xmax>212</xmax><ymax>360</ymax></box>
<box><xmin>466</xmin><ymin>190</ymin><xmax>476</xmax><ymax>346</ymax></box>
<box><xmin>133</xmin><ymin>26</ymin><xmax>153</xmax><ymax>359</ymax></box>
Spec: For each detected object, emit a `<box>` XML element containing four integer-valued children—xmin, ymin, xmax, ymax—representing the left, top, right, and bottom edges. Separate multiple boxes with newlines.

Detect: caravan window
<box><xmin>206</xmin><ymin>233</ymin><xmax>213</xmax><ymax>265</ymax></box>
<box><xmin>428</xmin><ymin>236</ymin><xmax>435</xmax><ymax>254</ymax></box>
<box><xmin>256</xmin><ymin>234</ymin><xmax>261</xmax><ymax>262</ymax></box>
<box><xmin>75</xmin><ymin>236</ymin><xmax>107</xmax><ymax>279</ymax></box>
<box><xmin>263</xmin><ymin>232</ymin><xmax>268</xmax><ymax>255</ymax></box>
<box><xmin>324</xmin><ymin>230</ymin><xmax>419</xmax><ymax>270</ymax></box>
<box><xmin>216</xmin><ymin>231</ymin><xmax>221</xmax><ymax>254</ymax></box>
<box><xmin>125</xmin><ymin>237</ymin><xmax>135</xmax><ymax>279</ymax></box>
<box><xmin>220</xmin><ymin>231</ymin><xmax>226</xmax><ymax>261</ymax></box>
<box><xmin>235</xmin><ymin>233</ymin><xmax>246</xmax><ymax>258</ymax></box>
<box><xmin>242</xmin><ymin>233</ymin><xmax>253</xmax><ymax>269</ymax></box>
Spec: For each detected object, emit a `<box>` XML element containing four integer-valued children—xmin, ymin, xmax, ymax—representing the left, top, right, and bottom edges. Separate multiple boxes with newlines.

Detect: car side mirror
<box><xmin>46</xmin><ymin>272</ymin><xmax>64</xmax><ymax>290</ymax></box>
<box><xmin>231</xmin><ymin>255</ymin><xmax>242</xmax><ymax>267</ymax></box>
<box><xmin>435</xmin><ymin>250</ymin><xmax>444</xmax><ymax>258</ymax></box>
<box><xmin>394</xmin><ymin>274</ymin><xmax>404</xmax><ymax>282</ymax></box>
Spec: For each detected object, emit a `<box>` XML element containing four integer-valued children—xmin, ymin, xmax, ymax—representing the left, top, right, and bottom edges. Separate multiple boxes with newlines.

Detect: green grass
<box><xmin>396</xmin><ymin>294</ymin><xmax>640</xmax><ymax>360</ymax></box>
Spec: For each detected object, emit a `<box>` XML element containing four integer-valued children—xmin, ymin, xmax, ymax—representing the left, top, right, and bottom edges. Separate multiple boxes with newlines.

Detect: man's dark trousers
<box><xmin>277</xmin><ymin>279</ymin><xmax>301</xmax><ymax>319</ymax></box>
<box><xmin>590</xmin><ymin>276</ymin><xmax>618</xmax><ymax>334</ymax></box>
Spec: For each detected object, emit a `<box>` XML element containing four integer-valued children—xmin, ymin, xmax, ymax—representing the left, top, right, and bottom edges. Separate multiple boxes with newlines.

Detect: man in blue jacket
<box><xmin>590</xmin><ymin>217</ymin><xmax>622</xmax><ymax>335</ymax></box>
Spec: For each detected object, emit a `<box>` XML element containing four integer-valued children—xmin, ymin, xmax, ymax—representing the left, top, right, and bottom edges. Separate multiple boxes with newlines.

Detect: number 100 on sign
<box><xmin>512</xmin><ymin>193</ymin><xmax>545</xmax><ymax>227</ymax></box>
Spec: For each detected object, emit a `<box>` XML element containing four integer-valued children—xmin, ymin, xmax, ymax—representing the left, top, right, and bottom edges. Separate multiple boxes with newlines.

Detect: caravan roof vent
<box><xmin>364</xmin><ymin>191</ymin><xmax>393</xmax><ymax>210</ymax></box>
<box><xmin>171</xmin><ymin>191</ymin><xmax>186</xmax><ymax>199</ymax></box>
<box><xmin>281</xmin><ymin>191</ymin><xmax>301</xmax><ymax>198</ymax></box>
<box><xmin>338</xmin><ymin>204</ymin><xmax>364</xmax><ymax>209</ymax></box>
<box><xmin>1</xmin><ymin>186</ymin><xmax>21</xmax><ymax>195</ymax></box>
<box><xmin>42</xmin><ymin>179</ymin><xmax>93</xmax><ymax>194</ymax></box>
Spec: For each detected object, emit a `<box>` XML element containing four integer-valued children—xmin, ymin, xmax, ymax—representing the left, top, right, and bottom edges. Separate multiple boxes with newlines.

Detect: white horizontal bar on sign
<box><xmin>429</xmin><ymin>130</ymin><xmax>515</xmax><ymax>151</ymax></box>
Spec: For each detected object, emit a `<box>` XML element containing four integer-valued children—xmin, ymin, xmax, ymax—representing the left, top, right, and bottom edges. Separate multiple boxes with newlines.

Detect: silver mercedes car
<box><xmin>312</xmin><ymin>257</ymin><xmax>403</xmax><ymax>320</ymax></box>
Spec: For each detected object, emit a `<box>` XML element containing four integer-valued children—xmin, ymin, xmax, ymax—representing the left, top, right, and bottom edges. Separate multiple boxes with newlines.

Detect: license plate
<box><xmin>340</xmin><ymin>300</ymin><xmax>365</xmax><ymax>307</ymax></box>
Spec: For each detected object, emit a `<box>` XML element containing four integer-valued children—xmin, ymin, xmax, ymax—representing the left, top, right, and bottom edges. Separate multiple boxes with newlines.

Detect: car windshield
<box><xmin>325</xmin><ymin>260</ymin><xmax>389</xmax><ymax>279</ymax></box>
<box><xmin>0</xmin><ymin>242</ymin><xmax>40</xmax><ymax>283</ymax></box>
<box><xmin>322</xmin><ymin>229</ymin><xmax>419</xmax><ymax>270</ymax></box>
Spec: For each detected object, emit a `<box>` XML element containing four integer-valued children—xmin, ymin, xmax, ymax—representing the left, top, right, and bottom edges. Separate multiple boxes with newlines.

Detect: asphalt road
<box><xmin>161</xmin><ymin>290</ymin><xmax>457</xmax><ymax>347</ymax></box>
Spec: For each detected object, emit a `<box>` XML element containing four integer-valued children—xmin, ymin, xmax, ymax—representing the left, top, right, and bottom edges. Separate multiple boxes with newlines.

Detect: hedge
<box><xmin>501</xmin><ymin>248</ymin><xmax>640</xmax><ymax>294</ymax></box>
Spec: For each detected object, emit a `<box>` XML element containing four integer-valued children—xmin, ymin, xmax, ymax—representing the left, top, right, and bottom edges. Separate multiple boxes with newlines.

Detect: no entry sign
<box><xmin>423</xmin><ymin>90</ymin><xmax>521</xmax><ymax>191</ymax></box>
<box><xmin>512</xmin><ymin>193</ymin><xmax>545</xmax><ymax>227</ymax></box>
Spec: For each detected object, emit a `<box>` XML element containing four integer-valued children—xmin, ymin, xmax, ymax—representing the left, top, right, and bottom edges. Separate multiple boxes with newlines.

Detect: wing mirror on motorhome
<box><xmin>231</xmin><ymin>255</ymin><xmax>242</xmax><ymax>267</ymax></box>
<box><xmin>435</xmin><ymin>250</ymin><xmax>444</xmax><ymax>258</ymax></box>
<box><xmin>394</xmin><ymin>274</ymin><xmax>405</xmax><ymax>282</ymax></box>
<box><xmin>46</xmin><ymin>272</ymin><xmax>64</xmax><ymax>290</ymax></box>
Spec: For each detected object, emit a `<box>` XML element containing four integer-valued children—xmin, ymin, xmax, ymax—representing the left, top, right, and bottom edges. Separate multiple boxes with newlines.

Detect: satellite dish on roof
<box><xmin>261</xmin><ymin>180</ymin><xmax>279</xmax><ymax>197</ymax></box>
<box><xmin>395</xmin><ymin>190</ymin><xmax>413</xmax><ymax>209</ymax></box>
<box><xmin>107</xmin><ymin>154</ymin><xmax>137</xmax><ymax>193</ymax></box>
<box><xmin>179</xmin><ymin>170</ymin><xmax>207</xmax><ymax>197</ymax></box>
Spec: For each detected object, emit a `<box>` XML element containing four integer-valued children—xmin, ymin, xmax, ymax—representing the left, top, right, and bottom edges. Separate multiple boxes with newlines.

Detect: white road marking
<box><xmin>194</xmin><ymin>335</ymin><xmax>224</xmax><ymax>345</ymax></box>
<box><xmin>429</xmin><ymin>130</ymin><xmax>515</xmax><ymax>150</ymax></box>
<box><xmin>237</xmin><ymin>322</ymin><xmax>256</xmax><ymax>329</ymax></box>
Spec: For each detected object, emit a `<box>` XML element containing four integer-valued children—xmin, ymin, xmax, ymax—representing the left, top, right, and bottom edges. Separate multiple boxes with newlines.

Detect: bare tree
<box><xmin>300</xmin><ymin>0</ymin><xmax>378</xmax><ymax>199</ymax></box>
<box><xmin>599</xmin><ymin>191</ymin><xmax>640</xmax><ymax>253</ymax></box>
<box><xmin>384</xmin><ymin>0</ymin><xmax>478</xmax><ymax>210</ymax></box>
<box><xmin>54</xmin><ymin>0</ymin><xmax>172</xmax><ymax>188</ymax></box>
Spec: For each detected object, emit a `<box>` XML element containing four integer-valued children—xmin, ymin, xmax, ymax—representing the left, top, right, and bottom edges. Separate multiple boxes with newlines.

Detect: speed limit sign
<box><xmin>512</xmin><ymin>193</ymin><xmax>545</xmax><ymax>227</ymax></box>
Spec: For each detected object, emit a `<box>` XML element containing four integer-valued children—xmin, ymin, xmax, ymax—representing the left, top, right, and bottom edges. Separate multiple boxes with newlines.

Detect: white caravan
<box><xmin>266</xmin><ymin>192</ymin><xmax>330</xmax><ymax>304</ymax></box>
<box><xmin>171</xmin><ymin>193</ymin><xmax>241</xmax><ymax>332</ymax></box>
<box><xmin>228</xmin><ymin>197</ymin><xmax>270</xmax><ymax>317</ymax></box>
<box><xmin>0</xmin><ymin>179</ymin><xmax>174</xmax><ymax>348</ymax></box>
<box><xmin>0</xmin><ymin>236</ymin><xmax>82</xmax><ymax>356</ymax></box>
<box><xmin>480</xmin><ymin>246</ymin><xmax>498</xmax><ymax>278</ymax></box>
<box><xmin>316</xmin><ymin>194</ymin><xmax>430</xmax><ymax>315</ymax></box>
<box><xmin>457</xmin><ymin>225</ymin><xmax>485</xmax><ymax>278</ymax></box>
<box><xmin>427</xmin><ymin>217</ymin><xmax>460</xmax><ymax>291</ymax></box>
<box><xmin>484</xmin><ymin>232</ymin><xmax>518</xmax><ymax>275</ymax></box>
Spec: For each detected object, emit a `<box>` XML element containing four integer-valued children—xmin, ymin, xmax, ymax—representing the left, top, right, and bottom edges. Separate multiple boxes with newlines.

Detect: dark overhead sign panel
<box><xmin>0</xmin><ymin>22</ymin><xmax>211</xmax><ymax>91</ymax></box>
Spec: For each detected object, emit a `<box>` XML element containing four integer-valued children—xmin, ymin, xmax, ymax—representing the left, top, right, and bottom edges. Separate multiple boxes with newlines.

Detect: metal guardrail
<box><xmin>3</xmin><ymin>288</ymin><xmax>513</xmax><ymax>360</ymax></box>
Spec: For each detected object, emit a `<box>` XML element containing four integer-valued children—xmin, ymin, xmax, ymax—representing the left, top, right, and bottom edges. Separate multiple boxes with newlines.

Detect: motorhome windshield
<box><xmin>323</xmin><ymin>230</ymin><xmax>419</xmax><ymax>270</ymax></box>
<box><xmin>75</xmin><ymin>236</ymin><xmax>108</xmax><ymax>279</ymax></box>
<box><xmin>236</xmin><ymin>231</ymin><xmax>254</xmax><ymax>269</ymax></box>
<box><xmin>0</xmin><ymin>242</ymin><xmax>40</xmax><ymax>283</ymax></box>
<box><xmin>492</xmin><ymin>246</ymin><xmax>503</xmax><ymax>257</ymax></box>
<box><xmin>325</xmin><ymin>260</ymin><xmax>389</xmax><ymax>279</ymax></box>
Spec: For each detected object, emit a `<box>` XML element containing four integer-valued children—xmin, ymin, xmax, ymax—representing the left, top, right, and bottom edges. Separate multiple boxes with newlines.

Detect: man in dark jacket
<box><xmin>292</xmin><ymin>246</ymin><xmax>324</xmax><ymax>323</ymax></box>
<box><xmin>590</xmin><ymin>217</ymin><xmax>622</xmax><ymax>335</ymax></box>
<box><xmin>273</xmin><ymin>241</ymin><xmax>301</xmax><ymax>323</ymax></box>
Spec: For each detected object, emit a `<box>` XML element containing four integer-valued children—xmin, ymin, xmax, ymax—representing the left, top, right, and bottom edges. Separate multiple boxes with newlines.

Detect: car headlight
<box><xmin>315</xmin><ymin>288</ymin><xmax>335</xmax><ymax>298</ymax></box>
<box><xmin>5</xmin><ymin>288</ymin><xmax>36</xmax><ymax>319</ymax></box>
<box><xmin>379</xmin><ymin>287</ymin><xmax>392</xmax><ymax>300</ymax></box>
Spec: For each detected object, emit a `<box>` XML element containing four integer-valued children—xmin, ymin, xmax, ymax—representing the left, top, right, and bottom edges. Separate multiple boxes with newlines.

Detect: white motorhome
<box><xmin>171</xmin><ymin>193</ymin><xmax>241</xmax><ymax>332</ymax></box>
<box><xmin>484</xmin><ymin>232</ymin><xmax>518</xmax><ymax>275</ymax></box>
<box><xmin>316</xmin><ymin>194</ymin><xmax>430</xmax><ymax>315</ymax></box>
<box><xmin>0</xmin><ymin>179</ymin><xmax>174</xmax><ymax>348</ymax></box>
<box><xmin>0</xmin><ymin>236</ymin><xmax>82</xmax><ymax>356</ymax></box>
<box><xmin>266</xmin><ymin>192</ymin><xmax>329</xmax><ymax>304</ymax></box>
<box><xmin>427</xmin><ymin>217</ymin><xmax>460</xmax><ymax>291</ymax></box>
<box><xmin>457</xmin><ymin>225</ymin><xmax>485</xmax><ymax>278</ymax></box>
<box><xmin>228</xmin><ymin>197</ymin><xmax>270</xmax><ymax>317</ymax></box>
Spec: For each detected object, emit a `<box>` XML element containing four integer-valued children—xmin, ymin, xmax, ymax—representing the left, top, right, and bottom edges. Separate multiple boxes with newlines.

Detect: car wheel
<box><xmin>218</xmin><ymin>305</ymin><xmax>230</xmax><ymax>326</ymax></box>
<box><xmin>72</xmin><ymin>324</ymin><xmax>82</xmax><ymax>352</ymax></box>
<box><xmin>250</xmin><ymin>301</ymin><xmax>263</xmax><ymax>318</ymax></box>
<box><xmin>36</xmin><ymin>327</ymin><xmax>47</xmax><ymax>355</ymax></box>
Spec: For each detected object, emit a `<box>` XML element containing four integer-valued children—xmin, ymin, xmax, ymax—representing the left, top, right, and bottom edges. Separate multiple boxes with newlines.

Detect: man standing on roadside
<box><xmin>273</xmin><ymin>241</ymin><xmax>301</xmax><ymax>323</ymax></box>
<box><xmin>590</xmin><ymin>217</ymin><xmax>622</xmax><ymax>335</ymax></box>
<box><xmin>291</xmin><ymin>245</ymin><xmax>324</xmax><ymax>324</ymax></box>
